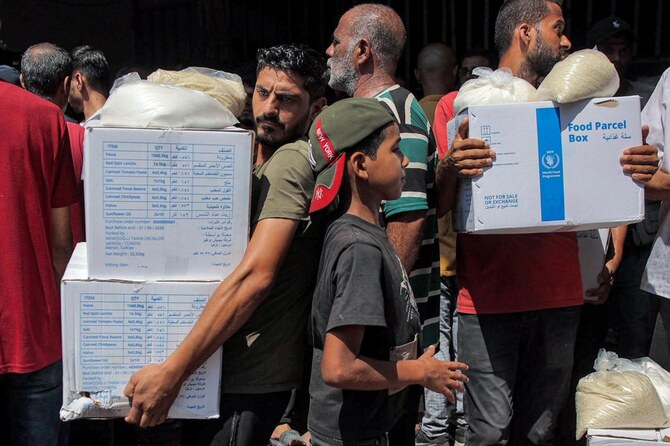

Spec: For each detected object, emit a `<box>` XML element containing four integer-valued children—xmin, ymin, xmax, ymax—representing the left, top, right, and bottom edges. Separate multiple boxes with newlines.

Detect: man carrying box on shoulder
<box><xmin>123</xmin><ymin>44</ymin><xmax>328</xmax><ymax>446</ymax></box>
<box><xmin>435</xmin><ymin>1</ymin><xmax>659</xmax><ymax>444</ymax></box>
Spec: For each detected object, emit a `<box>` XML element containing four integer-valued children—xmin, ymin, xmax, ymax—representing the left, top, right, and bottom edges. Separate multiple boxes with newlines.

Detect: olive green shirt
<box><xmin>221</xmin><ymin>138</ymin><xmax>322</xmax><ymax>393</ymax></box>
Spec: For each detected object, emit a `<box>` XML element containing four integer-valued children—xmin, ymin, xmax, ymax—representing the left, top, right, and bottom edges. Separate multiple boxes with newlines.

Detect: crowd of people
<box><xmin>1</xmin><ymin>1</ymin><xmax>669</xmax><ymax>445</ymax></box>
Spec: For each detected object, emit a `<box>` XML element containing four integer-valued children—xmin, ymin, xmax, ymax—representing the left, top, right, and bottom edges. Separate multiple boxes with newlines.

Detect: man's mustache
<box><xmin>256</xmin><ymin>114</ymin><xmax>286</xmax><ymax>130</ymax></box>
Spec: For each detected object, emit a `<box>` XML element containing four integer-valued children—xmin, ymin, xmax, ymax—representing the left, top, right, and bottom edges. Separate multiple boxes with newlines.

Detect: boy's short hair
<box><xmin>356</xmin><ymin>126</ymin><xmax>388</xmax><ymax>160</ymax></box>
<box><xmin>307</xmin><ymin>98</ymin><xmax>395</xmax><ymax>213</ymax></box>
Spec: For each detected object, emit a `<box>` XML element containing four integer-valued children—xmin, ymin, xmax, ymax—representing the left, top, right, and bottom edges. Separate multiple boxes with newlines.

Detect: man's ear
<box><xmin>356</xmin><ymin>38</ymin><xmax>372</xmax><ymax>65</ymax></box>
<box><xmin>309</xmin><ymin>96</ymin><xmax>327</xmax><ymax>122</ymax></box>
<box><xmin>73</xmin><ymin>72</ymin><xmax>84</xmax><ymax>91</ymax></box>
<box><xmin>519</xmin><ymin>23</ymin><xmax>533</xmax><ymax>47</ymax></box>
<box><xmin>62</xmin><ymin>75</ymin><xmax>71</xmax><ymax>96</ymax></box>
<box><xmin>349</xmin><ymin>151</ymin><xmax>368</xmax><ymax>179</ymax></box>
<box><xmin>19</xmin><ymin>73</ymin><xmax>26</xmax><ymax>89</ymax></box>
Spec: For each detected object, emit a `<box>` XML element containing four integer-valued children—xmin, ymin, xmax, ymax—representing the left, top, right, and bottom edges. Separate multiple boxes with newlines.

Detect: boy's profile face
<box><xmin>364</xmin><ymin>123</ymin><xmax>407</xmax><ymax>201</ymax></box>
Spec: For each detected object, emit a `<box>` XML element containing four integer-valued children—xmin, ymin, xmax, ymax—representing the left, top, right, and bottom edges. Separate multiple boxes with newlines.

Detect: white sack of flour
<box><xmin>535</xmin><ymin>49</ymin><xmax>619</xmax><ymax>103</ymax></box>
<box><xmin>148</xmin><ymin>67</ymin><xmax>246</xmax><ymax>118</ymax></box>
<box><xmin>100</xmin><ymin>74</ymin><xmax>238</xmax><ymax>129</ymax></box>
<box><xmin>453</xmin><ymin>67</ymin><xmax>537</xmax><ymax>115</ymax></box>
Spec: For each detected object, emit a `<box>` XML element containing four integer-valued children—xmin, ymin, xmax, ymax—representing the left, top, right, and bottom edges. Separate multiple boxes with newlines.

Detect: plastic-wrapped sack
<box><xmin>99</xmin><ymin>73</ymin><xmax>238</xmax><ymax>129</ymax></box>
<box><xmin>593</xmin><ymin>349</ymin><xmax>670</xmax><ymax>418</ymax></box>
<box><xmin>148</xmin><ymin>67</ymin><xmax>246</xmax><ymax>118</ymax></box>
<box><xmin>575</xmin><ymin>350</ymin><xmax>669</xmax><ymax>439</ymax></box>
<box><xmin>535</xmin><ymin>49</ymin><xmax>619</xmax><ymax>103</ymax></box>
<box><xmin>453</xmin><ymin>67</ymin><xmax>536</xmax><ymax>115</ymax></box>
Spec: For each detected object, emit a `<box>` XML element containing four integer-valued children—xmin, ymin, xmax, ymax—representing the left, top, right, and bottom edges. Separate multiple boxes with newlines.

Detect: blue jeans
<box><xmin>420</xmin><ymin>276</ymin><xmax>461</xmax><ymax>442</ymax></box>
<box><xmin>458</xmin><ymin>307</ymin><xmax>580</xmax><ymax>445</ymax></box>
<box><xmin>0</xmin><ymin>360</ymin><xmax>68</xmax><ymax>446</ymax></box>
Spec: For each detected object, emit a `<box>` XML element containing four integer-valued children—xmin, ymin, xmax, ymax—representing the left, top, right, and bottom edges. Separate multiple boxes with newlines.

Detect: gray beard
<box><xmin>328</xmin><ymin>67</ymin><xmax>358</xmax><ymax>97</ymax></box>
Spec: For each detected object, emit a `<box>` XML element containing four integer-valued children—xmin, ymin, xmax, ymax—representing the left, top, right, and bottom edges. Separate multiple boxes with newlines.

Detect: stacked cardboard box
<box><xmin>60</xmin><ymin>126</ymin><xmax>253</xmax><ymax>420</ymax></box>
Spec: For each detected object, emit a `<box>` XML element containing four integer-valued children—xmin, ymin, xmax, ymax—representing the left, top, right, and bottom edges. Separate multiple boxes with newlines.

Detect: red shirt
<box><xmin>66</xmin><ymin>122</ymin><xmax>85</xmax><ymax>245</ymax></box>
<box><xmin>456</xmin><ymin>233</ymin><xmax>583</xmax><ymax>314</ymax></box>
<box><xmin>0</xmin><ymin>83</ymin><xmax>79</xmax><ymax>373</ymax></box>
<box><xmin>433</xmin><ymin>91</ymin><xmax>458</xmax><ymax>158</ymax></box>
<box><xmin>433</xmin><ymin>92</ymin><xmax>583</xmax><ymax>314</ymax></box>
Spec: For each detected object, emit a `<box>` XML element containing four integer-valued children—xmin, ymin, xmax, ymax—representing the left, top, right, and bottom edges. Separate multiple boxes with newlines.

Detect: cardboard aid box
<box><xmin>587</xmin><ymin>428</ymin><xmax>670</xmax><ymax>444</ymax></box>
<box><xmin>60</xmin><ymin>243</ymin><xmax>222</xmax><ymax>420</ymax></box>
<box><xmin>448</xmin><ymin>96</ymin><xmax>645</xmax><ymax>234</ymax></box>
<box><xmin>84</xmin><ymin>126</ymin><xmax>253</xmax><ymax>281</ymax></box>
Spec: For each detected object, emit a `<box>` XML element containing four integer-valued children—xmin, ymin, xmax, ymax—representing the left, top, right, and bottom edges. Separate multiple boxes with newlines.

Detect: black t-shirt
<box><xmin>308</xmin><ymin>214</ymin><xmax>421</xmax><ymax>441</ymax></box>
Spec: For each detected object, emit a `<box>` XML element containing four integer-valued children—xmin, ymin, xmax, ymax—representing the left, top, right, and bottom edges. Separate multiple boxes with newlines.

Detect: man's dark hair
<box><xmin>494</xmin><ymin>0</ymin><xmax>563</xmax><ymax>56</ymax></box>
<box><xmin>256</xmin><ymin>44</ymin><xmax>328</xmax><ymax>100</ymax></box>
<box><xmin>71</xmin><ymin>45</ymin><xmax>110</xmax><ymax>96</ymax></box>
<box><xmin>20</xmin><ymin>42</ymin><xmax>72</xmax><ymax>100</ymax></box>
<box><xmin>353</xmin><ymin>122</ymin><xmax>395</xmax><ymax>160</ymax></box>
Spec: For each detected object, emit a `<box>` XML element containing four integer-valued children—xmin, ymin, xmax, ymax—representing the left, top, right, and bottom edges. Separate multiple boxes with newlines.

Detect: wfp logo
<box><xmin>541</xmin><ymin>151</ymin><xmax>560</xmax><ymax>169</ymax></box>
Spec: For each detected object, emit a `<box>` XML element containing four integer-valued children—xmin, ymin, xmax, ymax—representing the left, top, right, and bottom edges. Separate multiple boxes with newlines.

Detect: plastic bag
<box><xmin>575</xmin><ymin>350</ymin><xmax>669</xmax><ymax>439</ymax></box>
<box><xmin>453</xmin><ymin>67</ymin><xmax>537</xmax><ymax>115</ymax></box>
<box><xmin>535</xmin><ymin>49</ymin><xmax>619</xmax><ymax>103</ymax></box>
<box><xmin>148</xmin><ymin>67</ymin><xmax>246</xmax><ymax>117</ymax></box>
<box><xmin>99</xmin><ymin>73</ymin><xmax>238</xmax><ymax>129</ymax></box>
<box><xmin>593</xmin><ymin>350</ymin><xmax>670</xmax><ymax>417</ymax></box>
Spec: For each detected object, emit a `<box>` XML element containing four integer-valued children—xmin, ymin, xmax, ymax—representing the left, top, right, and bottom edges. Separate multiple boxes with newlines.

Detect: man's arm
<box><xmin>435</xmin><ymin>118</ymin><xmax>495</xmax><ymax>217</ymax></box>
<box><xmin>585</xmin><ymin>225</ymin><xmax>627</xmax><ymax>304</ymax></box>
<box><xmin>386</xmin><ymin>211</ymin><xmax>426</xmax><ymax>273</ymax></box>
<box><xmin>321</xmin><ymin>325</ymin><xmax>468</xmax><ymax>403</ymax></box>
<box><xmin>645</xmin><ymin>169</ymin><xmax>670</xmax><ymax>201</ymax></box>
<box><xmin>51</xmin><ymin>206</ymin><xmax>73</xmax><ymax>283</ymax></box>
<box><xmin>124</xmin><ymin>217</ymin><xmax>299</xmax><ymax>428</ymax></box>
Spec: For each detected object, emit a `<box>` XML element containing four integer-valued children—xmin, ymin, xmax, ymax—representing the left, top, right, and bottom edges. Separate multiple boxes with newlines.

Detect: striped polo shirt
<box><xmin>375</xmin><ymin>85</ymin><xmax>441</xmax><ymax>347</ymax></box>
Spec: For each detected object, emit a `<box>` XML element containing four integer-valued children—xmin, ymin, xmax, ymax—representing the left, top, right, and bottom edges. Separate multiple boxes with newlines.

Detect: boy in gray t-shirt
<box><xmin>306</xmin><ymin>98</ymin><xmax>469</xmax><ymax>445</ymax></box>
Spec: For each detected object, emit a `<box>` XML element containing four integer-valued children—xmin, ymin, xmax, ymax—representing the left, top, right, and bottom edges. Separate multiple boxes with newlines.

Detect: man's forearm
<box><xmin>386</xmin><ymin>210</ymin><xmax>426</xmax><ymax>273</ymax></box>
<box><xmin>164</xmin><ymin>262</ymin><xmax>274</xmax><ymax>383</ymax></box>
<box><xmin>609</xmin><ymin>225</ymin><xmax>627</xmax><ymax>272</ymax></box>
<box><xmin>51</xmin><ymin>206</ymin><xmax>73</xmax><ymax>283</ymax></box>
<box><xmin>435</xmin><ymin>162</ymin><xmax>459</xmax><ymax>218</ymax></box>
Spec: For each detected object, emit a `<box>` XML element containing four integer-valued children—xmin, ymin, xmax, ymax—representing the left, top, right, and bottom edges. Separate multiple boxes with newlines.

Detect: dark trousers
<box><xmin>611</xmin><ymin>243</ymin><xmax>658</xmax><ymax>358</ymax></box>
<box><xmin>458</xmin><ymin>307</ymin><xmax>580</xmax><ymax>445</ymax></box>
<box><xmin>184</xmin><ymin>391</ymin><xmax>292</xmax><ymax>446</ymax></box>
<box><xmin>310</xmin><ymin>431</ymin><xmax>388</xmax><ymax>446</ymax></box>
<box><xmin>386</xmin><ymin>385</ymin><xmax>422</xmax><ymax>445</ymax></box>
<box><xmin>0</xmin><ymin>360</ymin><xmax>68</xmax><ymax>446</ymax></box>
